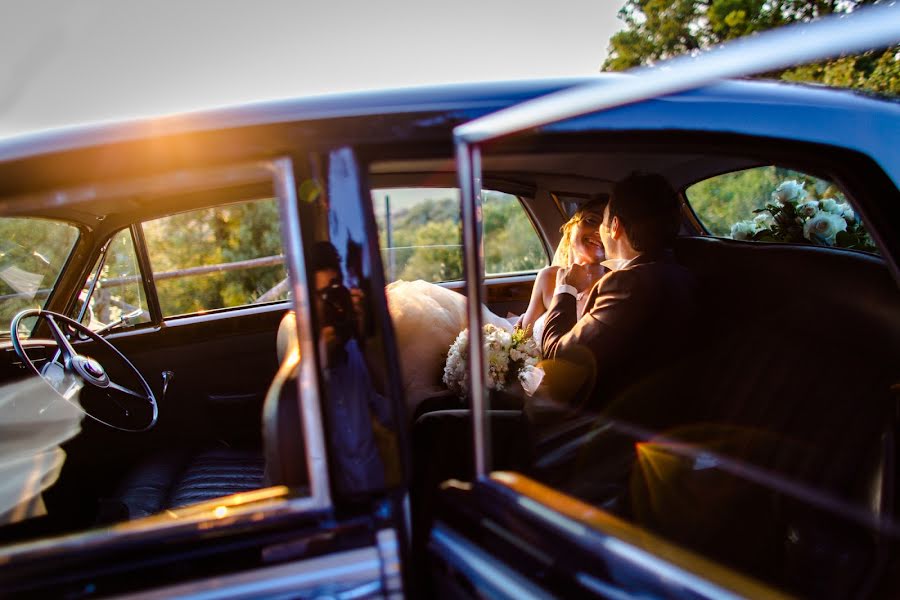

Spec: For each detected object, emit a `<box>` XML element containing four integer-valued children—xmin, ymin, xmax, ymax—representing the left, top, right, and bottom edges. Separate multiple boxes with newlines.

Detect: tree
<box><xmin>603</xmin><ymin>0</ymin><xmax>898</xmax><ymax>94</ymax></box>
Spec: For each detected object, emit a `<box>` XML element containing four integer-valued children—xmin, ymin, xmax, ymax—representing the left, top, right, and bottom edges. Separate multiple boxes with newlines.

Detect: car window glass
<box><xmin>75</xmin><ymin>229</ymin><xmax>152</xmax><ymax>331</ymax></box>
<box><xmin>0</xmin><ymin>217</ymin><xmax>79</xmax><ymax>335</ymax></box>
<box><xmin>372</xmin><ymin>187</ymin><xmax>547</xmax><ymax>283</ymax></box>
<box><xmin>143</xmin><ymin>198</ymin><xmax>288</xmax><ymax>317</ymax></box>
<box><xmin>686</xmin><ymin>166</ymin><xmax>878</xmax><ymax>253</ymax></box>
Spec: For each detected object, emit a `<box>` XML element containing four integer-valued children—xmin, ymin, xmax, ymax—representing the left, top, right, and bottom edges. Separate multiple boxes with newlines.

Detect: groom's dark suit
<box><xmin>541</xmin><ymin>251</ymin><xmax>697</xmax><ymax>412</ymax></box>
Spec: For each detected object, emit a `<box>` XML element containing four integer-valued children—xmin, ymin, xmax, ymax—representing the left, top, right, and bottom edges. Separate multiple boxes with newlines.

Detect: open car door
<box><xmin>0</xmin><ymin>155</ymin><xmax>406</xmax><ymax>598</ymax></box>
<box><xmin>426</xmin><ymin>6</ymin><xmax>900</xmax><ymax>599</ymax></box>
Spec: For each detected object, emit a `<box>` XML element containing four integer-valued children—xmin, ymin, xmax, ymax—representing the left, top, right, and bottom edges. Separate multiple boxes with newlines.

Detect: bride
<box><xmin>519</xmin><ymin>198</ymin><xmax>607</xmax><ymax>342</ymax></box>
<box><xmin>386</xmin><ymin>199</ymin><xmax>608</xmax><ymax>414</ymax></box>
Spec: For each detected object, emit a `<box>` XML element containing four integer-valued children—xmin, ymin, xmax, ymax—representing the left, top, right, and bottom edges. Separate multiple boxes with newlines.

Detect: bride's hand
<box><xmin>557</xmin><ymin>263</ymin><xmax>592</xmax><ymax>292</ymax></box>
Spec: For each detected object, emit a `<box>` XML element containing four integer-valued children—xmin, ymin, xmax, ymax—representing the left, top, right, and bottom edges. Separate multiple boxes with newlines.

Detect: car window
<box><xmin>75</xmin><ymin>228</ymin><xmax>152</xmax><ymax>331</ymax></box>
<box><xmin>142</xmin><ymin>198</ymin><xmax>288</xmax><ymax>317</ymax></box>
<box><xmin>686</xmin><ymin>166</ymin><xmax>878</xmax><ymax>253</ymax></box>
<box><xmin>372</xmin><ymin>187</ymin><xmax>547</xmax><ymax>283</ymax></box>
<box><xmin>0</xmin><ymin>217</ymin><xmax>79</xmax><ymax>335</ymax></box>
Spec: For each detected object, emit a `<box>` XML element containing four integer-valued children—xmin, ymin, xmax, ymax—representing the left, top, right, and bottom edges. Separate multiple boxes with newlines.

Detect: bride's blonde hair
<box><xmin>551</xmin><ymin>198</ymin><xmax>607</xmax><ymax>267</ymax></box>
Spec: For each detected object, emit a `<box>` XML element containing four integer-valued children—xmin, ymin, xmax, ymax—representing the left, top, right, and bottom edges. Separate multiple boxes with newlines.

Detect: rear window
<box><xmin>686</xmin><ymin>166</ymin><xmax>878</xmax><ymax>254</ymax></box>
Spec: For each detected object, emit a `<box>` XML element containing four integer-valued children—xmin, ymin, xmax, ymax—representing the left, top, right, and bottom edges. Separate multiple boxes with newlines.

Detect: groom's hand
<box><xmin>556</xmin><ymin>263</ymin><xmax>591</xmax><ymax>292</ymax></box>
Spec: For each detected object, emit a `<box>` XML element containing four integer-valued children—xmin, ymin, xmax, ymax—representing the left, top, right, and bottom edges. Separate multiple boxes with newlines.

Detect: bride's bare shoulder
<box><xmin>537</xmin><ymin>265</ymin><xmax>560</xmax><ymax>286</ymax></box>
<box><xmin>536</xmin><ymin>266</ymin><xmax>560</xmax><ymax>304</ymax></box>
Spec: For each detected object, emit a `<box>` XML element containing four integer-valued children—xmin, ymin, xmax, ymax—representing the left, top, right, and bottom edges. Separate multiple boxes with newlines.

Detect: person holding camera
<box><xmin>311</xmin><ymin>241</ymin><xmax>393</xmax><ymax>495</ymax></box>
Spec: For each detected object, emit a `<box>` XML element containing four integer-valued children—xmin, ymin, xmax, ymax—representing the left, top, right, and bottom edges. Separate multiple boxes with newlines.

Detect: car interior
<box><xmin>371</xmin><ymin>137</ymin><xmax>900</xmax><ymax>596</ymax></box>
<box><xmin>0</xmin><ymin>129</ymin><xmax>898</xmax><ymax>597</ymax></box>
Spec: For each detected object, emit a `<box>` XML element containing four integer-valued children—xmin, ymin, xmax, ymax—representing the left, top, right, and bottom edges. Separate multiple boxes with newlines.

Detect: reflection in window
<box><xmin>77</xmin><ymin>229</ymin><xmax>151</xmax><ymax>331</ymax></box>
<box><xmin>0</xmin><ymin>218</ymin><xmax>79</xmax><ymax>333</ymax></box>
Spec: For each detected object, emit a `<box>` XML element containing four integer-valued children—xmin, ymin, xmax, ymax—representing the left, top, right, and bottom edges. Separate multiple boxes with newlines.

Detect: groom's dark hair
<box><xmin>609</xmin><ymin>172</ymin><xmax>681</xmax><ymax>254</ymax></box>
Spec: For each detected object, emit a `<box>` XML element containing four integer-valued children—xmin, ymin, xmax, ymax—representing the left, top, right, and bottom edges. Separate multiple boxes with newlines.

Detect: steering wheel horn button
<box><xmin>74</xmin><ymin>355</ymin><xmax>109</xmax><ymax>385</ymax></box>
<box><xmin>83</xmin><ymin>357</ymin><xmax>104</xmax><ymax>378</ymax></box>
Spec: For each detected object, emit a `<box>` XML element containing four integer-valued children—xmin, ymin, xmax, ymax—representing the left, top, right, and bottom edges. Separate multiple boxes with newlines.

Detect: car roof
<box><xmin>0</xmin><ymin>74</ymin><xmax>896</xmax><ymax>166</ymax></box>
<box><xmin>0</xmin><ymin>75</ymin><xmax>897</xmax><ymax>221</ymax></box>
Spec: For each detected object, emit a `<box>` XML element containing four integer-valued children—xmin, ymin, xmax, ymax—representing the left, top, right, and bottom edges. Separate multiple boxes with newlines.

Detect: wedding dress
<box><xmin>385</xmin><ymin>280</ymin><xmax>513</xmax><ymax>414</ymax></box>
<box><xmin>530</xmin><ymin>290</ymin><xmax>589</xmax><ymax>345</ymax></box>
<box><xmin>0</xmin><ymin>377</ymin><xmax>83</xmax><ymax>524</ymax></box>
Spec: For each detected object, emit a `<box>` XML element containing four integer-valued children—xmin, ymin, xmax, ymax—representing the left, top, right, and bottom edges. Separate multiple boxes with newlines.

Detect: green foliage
<box><xmin>143</xmin><ymin>199</ymin><xmax>287</xmax><ymax>316</ymax></box>
<box><xmin>483</xmin><ymin>192</ymin><xmax>547</xmax><ymax>274</ymax></box>
<box><xmin>689</xmin><ymin>168</ymin><xmax>878</xmax><ymax>252</ymax></box>
<box><xmin>376</xmin><ymin>190</ymin><xmax>547</xmax><ymax>283</ymax></box>
<box><xmin>0</xmin><ymin>218</ymin><xmax>79</xmax><ymax>329</ymax></box>
<box><xmin>686</xmin><ymin>166</ymin><xmax>787</xmax><ymax>235</ymax></box>
<box><xmin>604</xmin><ymin>0</ymin><xmax>898</xmax><ymax>94</ymax></box>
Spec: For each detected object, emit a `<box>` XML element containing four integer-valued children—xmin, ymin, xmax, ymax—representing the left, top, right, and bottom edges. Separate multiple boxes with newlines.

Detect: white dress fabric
<box><xmin>531</xmin><ymin>312</ymin><xmax>548</xmax><ymax>347</ymax></box>
<box><xmin>385</xmin><ymin>280</ymin><xmax>512</xmax><ymax>414</ymax></box>
<box><xmin>0</xmin><ymin>377</ymin><xmax>83</xmax><ymax>524</ymax></box>
<box><xmin>532</xmin><ymin>290</ymin><xmax>589</xmax><ymax>346</ymax></box>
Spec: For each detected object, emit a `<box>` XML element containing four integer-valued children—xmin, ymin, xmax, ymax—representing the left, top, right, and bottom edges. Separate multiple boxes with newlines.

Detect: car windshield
<box><xmin>0</xmin><ymin>217</ymin><xmax>80</xmax><ymax>335</ymax></box>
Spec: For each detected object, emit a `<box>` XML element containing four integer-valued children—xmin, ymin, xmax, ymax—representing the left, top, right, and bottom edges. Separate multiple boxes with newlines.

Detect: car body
<box><xmin>0</xmin><ymin>15</ymin><xmax>899</xmax><ymax>598</ymax></box>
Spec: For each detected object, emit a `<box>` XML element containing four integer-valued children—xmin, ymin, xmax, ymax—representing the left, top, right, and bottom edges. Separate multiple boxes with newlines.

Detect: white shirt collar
<box><xmin>600</xmin><ymin>255</ymin><xmax>639</xmax><ymax>272</ymax></box>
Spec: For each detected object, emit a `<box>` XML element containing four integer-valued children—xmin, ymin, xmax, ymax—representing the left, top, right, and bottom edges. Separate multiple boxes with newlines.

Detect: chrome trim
<box><xmin>454</xmin><ymin>3</ymin><xmax>900</xmax><ymax>144</ymax></box>
<box><xmin>456</xmin><ymin>141</ymin><xmax>489</xmax><ymax>477</ymax></box>
<box><xmin>147</xmin><ymin>300</ymin><xmax>290</xmax><ymax>329</ymax></box>
<box><xmin>490</xmin><ymin>472</ymin><xmax>788</xmax><ymax>598</ymax></box>
<box><xmin>116</xmin><ymin>542</ymin><xmax>387</xmax><ymax>599</ymax></box>
<box><xmin>431</xmin><ymin>524</ymin><xmax>554</xmax><ymax>600</ymax></box>
<box><xmin>0</xmin><ymin>487</ymin><xmax>316</xmax><ymax>563</ymax></box>
<box><xmin>271</xmin><ymin>157</ymin><xmax>332</xmax><ymax>511</ymax></box>
<box><xmin>375</xmin><ymin>528</ymin><xmax>404</xmax><ymax>599</ymax></box>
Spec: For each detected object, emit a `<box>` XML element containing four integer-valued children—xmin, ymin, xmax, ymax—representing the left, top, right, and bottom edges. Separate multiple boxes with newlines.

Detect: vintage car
<box><xmin>0</xmin><ymin>9</ymin><xmax>898</xmax><ymax>599</ymax></box>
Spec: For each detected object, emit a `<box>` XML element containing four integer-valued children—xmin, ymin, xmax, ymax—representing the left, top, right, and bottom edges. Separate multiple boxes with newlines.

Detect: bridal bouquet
<box><xmin>729</xmin><ymin>179</ymin><xmax>876</xmax><ymax>252</ymax></box>
<box><xmin>443</xmin><ymin>324</ymin><xmax>542</xmax><ymax>398</ymax></box>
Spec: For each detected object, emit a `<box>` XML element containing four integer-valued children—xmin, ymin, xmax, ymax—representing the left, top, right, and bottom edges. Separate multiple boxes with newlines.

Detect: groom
<box><xmin>541</xmin><ymin>173</ymin><xmax>697</xmax><ymax>412</ymax></box>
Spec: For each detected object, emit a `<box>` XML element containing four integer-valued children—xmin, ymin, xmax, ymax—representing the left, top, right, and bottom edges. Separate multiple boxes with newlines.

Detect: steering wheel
<box><xmin>10</xmin><ymin>309</ymin><xmax>158</xmax><ymax>432</ymax></box>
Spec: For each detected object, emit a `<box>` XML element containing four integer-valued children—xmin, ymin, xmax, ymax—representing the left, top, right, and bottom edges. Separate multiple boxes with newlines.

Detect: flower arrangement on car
<box><xmin>443</xmin><ymin>324</ymin><xmax>542</xmax><ymax>398</ymax></box>
<box><xmin>729</xmin><ymin>179</ymin><xmax>876</xmax><ymax>252</ymax></box>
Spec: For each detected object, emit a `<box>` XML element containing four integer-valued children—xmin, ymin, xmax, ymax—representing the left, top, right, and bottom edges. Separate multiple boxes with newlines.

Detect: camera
<box><xmin>319</xmin><ymin>281</ymin><xmax>356</xmax><ymax>341</ymax></box>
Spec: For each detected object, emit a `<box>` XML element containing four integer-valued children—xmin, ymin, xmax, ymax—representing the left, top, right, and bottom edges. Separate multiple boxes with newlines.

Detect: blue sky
<box><xmin>0</xmin><ymin>0</ymin><xmax>625</xmax><ymax>138</ymax></box>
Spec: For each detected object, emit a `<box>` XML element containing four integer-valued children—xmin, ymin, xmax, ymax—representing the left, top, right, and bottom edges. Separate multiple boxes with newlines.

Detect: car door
<box><xmin>71</xmin><ymin>198</ymin><xmax>291</xmax><ymax>451</ymax></box>
<box><xmin>424</xmin><ymin>9</ymin><xmax>900</xmax><ymax>600</ymax></box>
<box><xmin>0</xmin><ymin>155</ymin><xmax>408</xmax><ymax>598</ymax></box>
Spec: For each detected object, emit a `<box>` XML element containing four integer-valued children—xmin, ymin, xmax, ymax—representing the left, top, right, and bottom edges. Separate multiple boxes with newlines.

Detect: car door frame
<box><xmin>0</xmin><ymin>156</ymin><xmax>405</xmax><ymax>598</ymax></box>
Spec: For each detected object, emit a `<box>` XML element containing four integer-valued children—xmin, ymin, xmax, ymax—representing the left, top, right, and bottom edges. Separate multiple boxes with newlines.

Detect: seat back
<box><xmin>630</xmin><ymin>236</ymin><xmax>900</xmax><ymax>594</ymax></box>
<box><xmin>261</xmin><ymin>311</ymin><xmax>309</xmax><ymax>489</ymax></box>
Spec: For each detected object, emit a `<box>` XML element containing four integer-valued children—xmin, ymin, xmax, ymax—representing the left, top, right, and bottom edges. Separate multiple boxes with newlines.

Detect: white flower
<box><xmin>840</xmin><ymin>203</ymin><xmax>856</xmax><ymax>223</ymax></box>
<box><xmin>444</xmin><ymin>322</ymin><xmax>543</xmax><ymax>398</ymax></box>
<box><xmin>796</xmin><ymin>201</ymin><xmax>819</xmax><ymax>218</ymax></box>
<box><xmin>753</xmin><ymin>212</ymin><xmax>774</xmax><ymax>228</ymax></box>
<box><xmin>820</xmin><ymin>198</ymin><xmax>843</xmax><ymax>215</ymax></box>
<box><xmin>730</xmin><ymin>220</ymin><xmax>758</xmax><ymax>241</ymax></box>
<box><xmin>803</xmin><ymin>212</ymin><xmax>848</xmax><ymax>245</ymax></box>
<box><xmin>772</xmin><ymin>180</ymin><xmax>807</xmax><ymax>204</ymax></box>
<box><xmin>518</xmin><ymin>364</ymin><xmax>545</xmax><ymax>396</ymax></box>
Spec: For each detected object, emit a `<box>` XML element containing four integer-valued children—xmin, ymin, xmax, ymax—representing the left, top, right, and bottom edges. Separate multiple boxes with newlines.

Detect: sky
<box><xmin>0</xmin><ymin>0</ymin><xmax>626</xmax><ymax>138</ymax></box>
